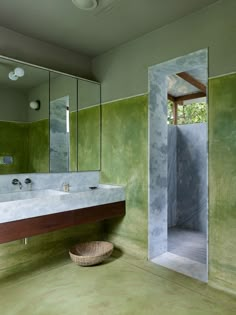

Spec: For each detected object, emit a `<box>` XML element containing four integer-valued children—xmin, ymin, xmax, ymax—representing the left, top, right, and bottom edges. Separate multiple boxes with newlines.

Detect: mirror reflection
<box><xmin>0</xmin><ymin>56</ymin><xmax>101</xmax><ymax>174</ymax></box>
<box><xmin>50</xmin><ymin>73</ymin><xmax>77</xmax><ymax>172</ymax></box>
<box><xmin>0</xmin><ymin>59</ymin><xmax>49</xmax><ymax>174</ymax></box>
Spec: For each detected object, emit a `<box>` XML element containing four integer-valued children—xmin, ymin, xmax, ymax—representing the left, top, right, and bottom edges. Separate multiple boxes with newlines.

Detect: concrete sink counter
<box><xmin>0</xmin><ymin>184</ymin><xmax>126</xmax><ymax>243</ymax></box>
<box><xmin>0</xmin><ymin>184</ymin><xmax>125</xmax><ymax>224</ymax></box>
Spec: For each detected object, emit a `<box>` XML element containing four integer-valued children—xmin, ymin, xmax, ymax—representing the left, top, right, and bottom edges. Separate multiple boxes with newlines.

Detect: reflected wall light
<box><xmin>8</xmin><ymin>67</ymin><xmax>25</xmax><ymax>81</ymax></box>
<box><xmin>29</xmin><ymin>100</ymin><xmax>40</xmax><ymax>110</ymax></box>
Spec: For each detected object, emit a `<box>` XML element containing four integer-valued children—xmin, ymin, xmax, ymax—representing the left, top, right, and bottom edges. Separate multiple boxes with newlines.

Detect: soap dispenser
<box><xmin>63</xmin><ymin>183</ymin><xmax>70</xmax><ymax>192</ymax></box>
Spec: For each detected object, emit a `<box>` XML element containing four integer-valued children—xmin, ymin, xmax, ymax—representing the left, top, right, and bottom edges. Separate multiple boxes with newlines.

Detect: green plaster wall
<box><xmin>100</xmin><ymin>83</ymin><xmax>236</xmax><ymax>295</ymax></box>
<box><xmin>0</xmin><ymin>108</ymin><xmax>100</xmax><ymax>174</ymax></box>
<box><xmin>28</xmin><ymin>119</ymin><xmax>49</xmax><ymax>173</ymax></box>
<box><xmin>0</xmin><ymin>223</ymin><xmax>103</xmax><ymax>282</ymax></box>
<box><xmin>0</xmin><ymin>120</ymin><xmax>49</xmax><ymax>174</ymax></box>
<box><xmin>100</xmin><ymin>95</ymin><xmax>148</xmax><ymax>256</ymax></box>
<box><xmin>78</xmin><ymin>105</ymin><xmax>100</xmax><ymax>171</ymax></box>
<box><xmin>0</xmin><ymin>121</ymin><xmax>29</xmax><ymax>174</ymax></box>
<box><xmin>209</xmin><ymin>73</ymin><xmax>236</xmax><ymax>294</ymax></box>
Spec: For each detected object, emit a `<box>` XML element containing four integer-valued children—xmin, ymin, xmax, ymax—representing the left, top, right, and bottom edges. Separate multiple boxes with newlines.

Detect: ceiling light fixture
<box><xmin>72</xmin><ymin>0</ymin><xmax>98</xmax><ymax>10</ymax></box>
<box><xmin>8</xmin><ymin>67</ymin><xmax>25</xmax><ymax>81</ymax></box>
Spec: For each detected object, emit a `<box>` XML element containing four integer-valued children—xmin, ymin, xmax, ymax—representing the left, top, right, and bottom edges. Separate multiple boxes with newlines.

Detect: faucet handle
<box><xmin>24</xmin><ymin>178</ymin><xmax>32</xmax><ymax>184</ymax></box>
<box><xmin>12</xmin><ymin>178</ymin><xmax>22</xmax><ymax>190</ymax></box>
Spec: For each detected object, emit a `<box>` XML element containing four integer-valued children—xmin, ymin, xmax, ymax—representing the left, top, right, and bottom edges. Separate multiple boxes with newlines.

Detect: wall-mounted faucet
<box><xmin>24</xmin><ymin>178</ymin><xmax>32</xmax><ymax>190</ymax></box>
<box><xmin>12</xmin><ymin>178</ymin><xmax>22</xmax><ymax>190</ymax></box>
<box><xmin>24</xmin><ymin>178</ymin><xmax>32</xmax><ymax>184</ymax></box>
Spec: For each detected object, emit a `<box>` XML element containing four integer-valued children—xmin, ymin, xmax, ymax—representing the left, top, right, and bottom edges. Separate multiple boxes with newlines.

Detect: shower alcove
<box><xmin>148</xmin><ymin>49</ymin><xmax>208</xmax><ymax>282</ymax></box>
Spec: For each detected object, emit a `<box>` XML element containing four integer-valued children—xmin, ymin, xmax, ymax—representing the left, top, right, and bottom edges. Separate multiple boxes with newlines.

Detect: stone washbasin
<box><xmin>0</xmin><ymin>184</ymin><xmax>125</xmax><ymax>224</ymax></box>
<box><xmin>0</xmin><ymin>189</ymin><xmax>67</xmax><ymax>203</ymax></box>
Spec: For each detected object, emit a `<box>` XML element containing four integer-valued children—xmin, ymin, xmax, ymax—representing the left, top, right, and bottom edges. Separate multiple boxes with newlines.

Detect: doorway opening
<box><xmin>148</xmin><ymin>49</ymin><xmax>208</xmax><ymax>282</ymax></box>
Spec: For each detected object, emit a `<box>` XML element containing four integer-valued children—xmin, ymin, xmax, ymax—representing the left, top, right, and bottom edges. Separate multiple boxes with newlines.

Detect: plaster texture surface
<box><xmin>100</xmin><ymin>95</ymin><xmax>148</xmax><ymax>256</ymax></box>
<box><xmin>28</xmin><ymin>119</ymin><xmax>49</xmax><ymax>173</ymax></box>
<box><xmin>78</xmin><ymin>105</ymin><xmax>101</xmax><ymax>171</ymax></box>
<box><xmin>208</xmin><ymin>73</ymin><xmax>236</xmax><ymax>294</ymax></box>
<box><xmin>0</xmin><ymin>252</ymin><xmax>235</xmax><ymax>315</ymax></box>
<box><xmin>0</xmin><ymin>223</ymin><xmax>103</xmax><ymax>281</ymax></box>
<box><xmin>0</xmin><ymin>121</ymin><xmax>29</xmax><ymax>174</ymax></box>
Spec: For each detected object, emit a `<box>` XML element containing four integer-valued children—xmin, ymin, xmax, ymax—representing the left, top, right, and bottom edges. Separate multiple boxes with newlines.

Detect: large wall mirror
<box><xmin>0</xmin><ymin>56</ymin><xmax>101</xmax><ymax>174</ymax></box>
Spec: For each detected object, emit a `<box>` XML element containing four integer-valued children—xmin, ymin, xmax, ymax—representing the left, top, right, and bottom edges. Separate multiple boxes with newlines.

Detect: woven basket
<box><xmin>69</xmin><ymin>241</ymin><xmax>114</xmax><ymax>266</ymax></box>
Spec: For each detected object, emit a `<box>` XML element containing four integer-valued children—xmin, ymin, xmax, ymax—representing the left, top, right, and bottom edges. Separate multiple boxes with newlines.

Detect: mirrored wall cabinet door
<box><xmin>0</xmin><ymin>58</ymin><xmax>50</xmax><ymax>174</ymax></box>
<box><xmin>0</xmin><ymin>55</ymin><xmax>101</xmax><ymax>174</ymax></box>
<box><xmin>49</xmin><ymin>72</ymin><xmax>77</xmax><ymax>173</ymax></box>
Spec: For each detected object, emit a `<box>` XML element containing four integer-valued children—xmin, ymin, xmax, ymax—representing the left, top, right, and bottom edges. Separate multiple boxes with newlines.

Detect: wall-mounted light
<box><xmin>8</xmin><ymin>67</ymin><xmax>25</xmax><ymax>81</ymax></box>
<box><xmin>72</xmin><ymin>0</ymin><xmax>98</xmax><ymax>10</ymax></box>
<box><xmin>29</xmin><ymin>100</ymin><xmax>40</xmax><ymax>110</ymax></box>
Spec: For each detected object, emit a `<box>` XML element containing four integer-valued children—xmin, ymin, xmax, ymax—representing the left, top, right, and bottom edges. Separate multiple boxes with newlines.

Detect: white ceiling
<box><xmin>0</xmin><ymin>0</ymin><xmax>218</xmax><ymax>57</ymax></box>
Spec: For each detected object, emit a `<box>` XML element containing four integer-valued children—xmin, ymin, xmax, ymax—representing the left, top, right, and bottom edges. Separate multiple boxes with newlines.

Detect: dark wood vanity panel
<box><xmin>0</xmin><ymin>201</ymin><xmax>125</xmax><ymax>244</ymax></box>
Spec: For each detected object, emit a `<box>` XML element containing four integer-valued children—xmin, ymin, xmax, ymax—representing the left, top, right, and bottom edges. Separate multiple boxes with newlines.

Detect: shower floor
<box><xmin>168</xmin><ymin>227</ymin><xmax>207</xmax><ymax>264</ymax></box>
<box><xmin>152</xmin><ymin>227</ymin><xmax>207</xmax><ymax>282</ymax></box>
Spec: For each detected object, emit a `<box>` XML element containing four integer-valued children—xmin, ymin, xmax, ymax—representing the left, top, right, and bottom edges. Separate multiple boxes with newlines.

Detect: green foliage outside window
<box><xmin>167</xmin><ymin>101</ymin><xmax>207</xmax><ymax>125</ymax></box>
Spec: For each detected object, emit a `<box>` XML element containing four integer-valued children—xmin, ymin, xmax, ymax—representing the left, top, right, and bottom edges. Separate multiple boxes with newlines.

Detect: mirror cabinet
<box><xmin>0</xmin><ymin>56</ymin><xmax>101</xmax><ymax>174</ymax></box>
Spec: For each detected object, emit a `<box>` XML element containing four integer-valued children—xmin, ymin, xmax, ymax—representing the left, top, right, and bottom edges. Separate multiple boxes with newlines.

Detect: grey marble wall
<box><xmin>148</xmin><ymin>48</ymin><xmax>208</xmax><ymax>259</ymax></box>
<box><xmin>50</xmin><ymin>96</ymin><xmax>69</xmax><ymax>172</ymax></box>
<box><xmin>168</xmin><ymin>125</ymin><xmax>177</xmax><ymax>227</ymax></box>
<box><xmin>167</xmin><ymin>123</ymin><xmax>208</xmax><ymax>233</ymax></box>
<box><xmin>176</xmin><ymin>123</ymin><xmax>207</xmax><ymax>233</ymax></box>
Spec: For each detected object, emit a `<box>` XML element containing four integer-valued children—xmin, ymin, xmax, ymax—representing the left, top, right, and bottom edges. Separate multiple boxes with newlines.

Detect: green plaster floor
<box><xmin>0</xmin><ymin>251</ymin><xmax>235</xmax><ymax>315</ymax></box>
